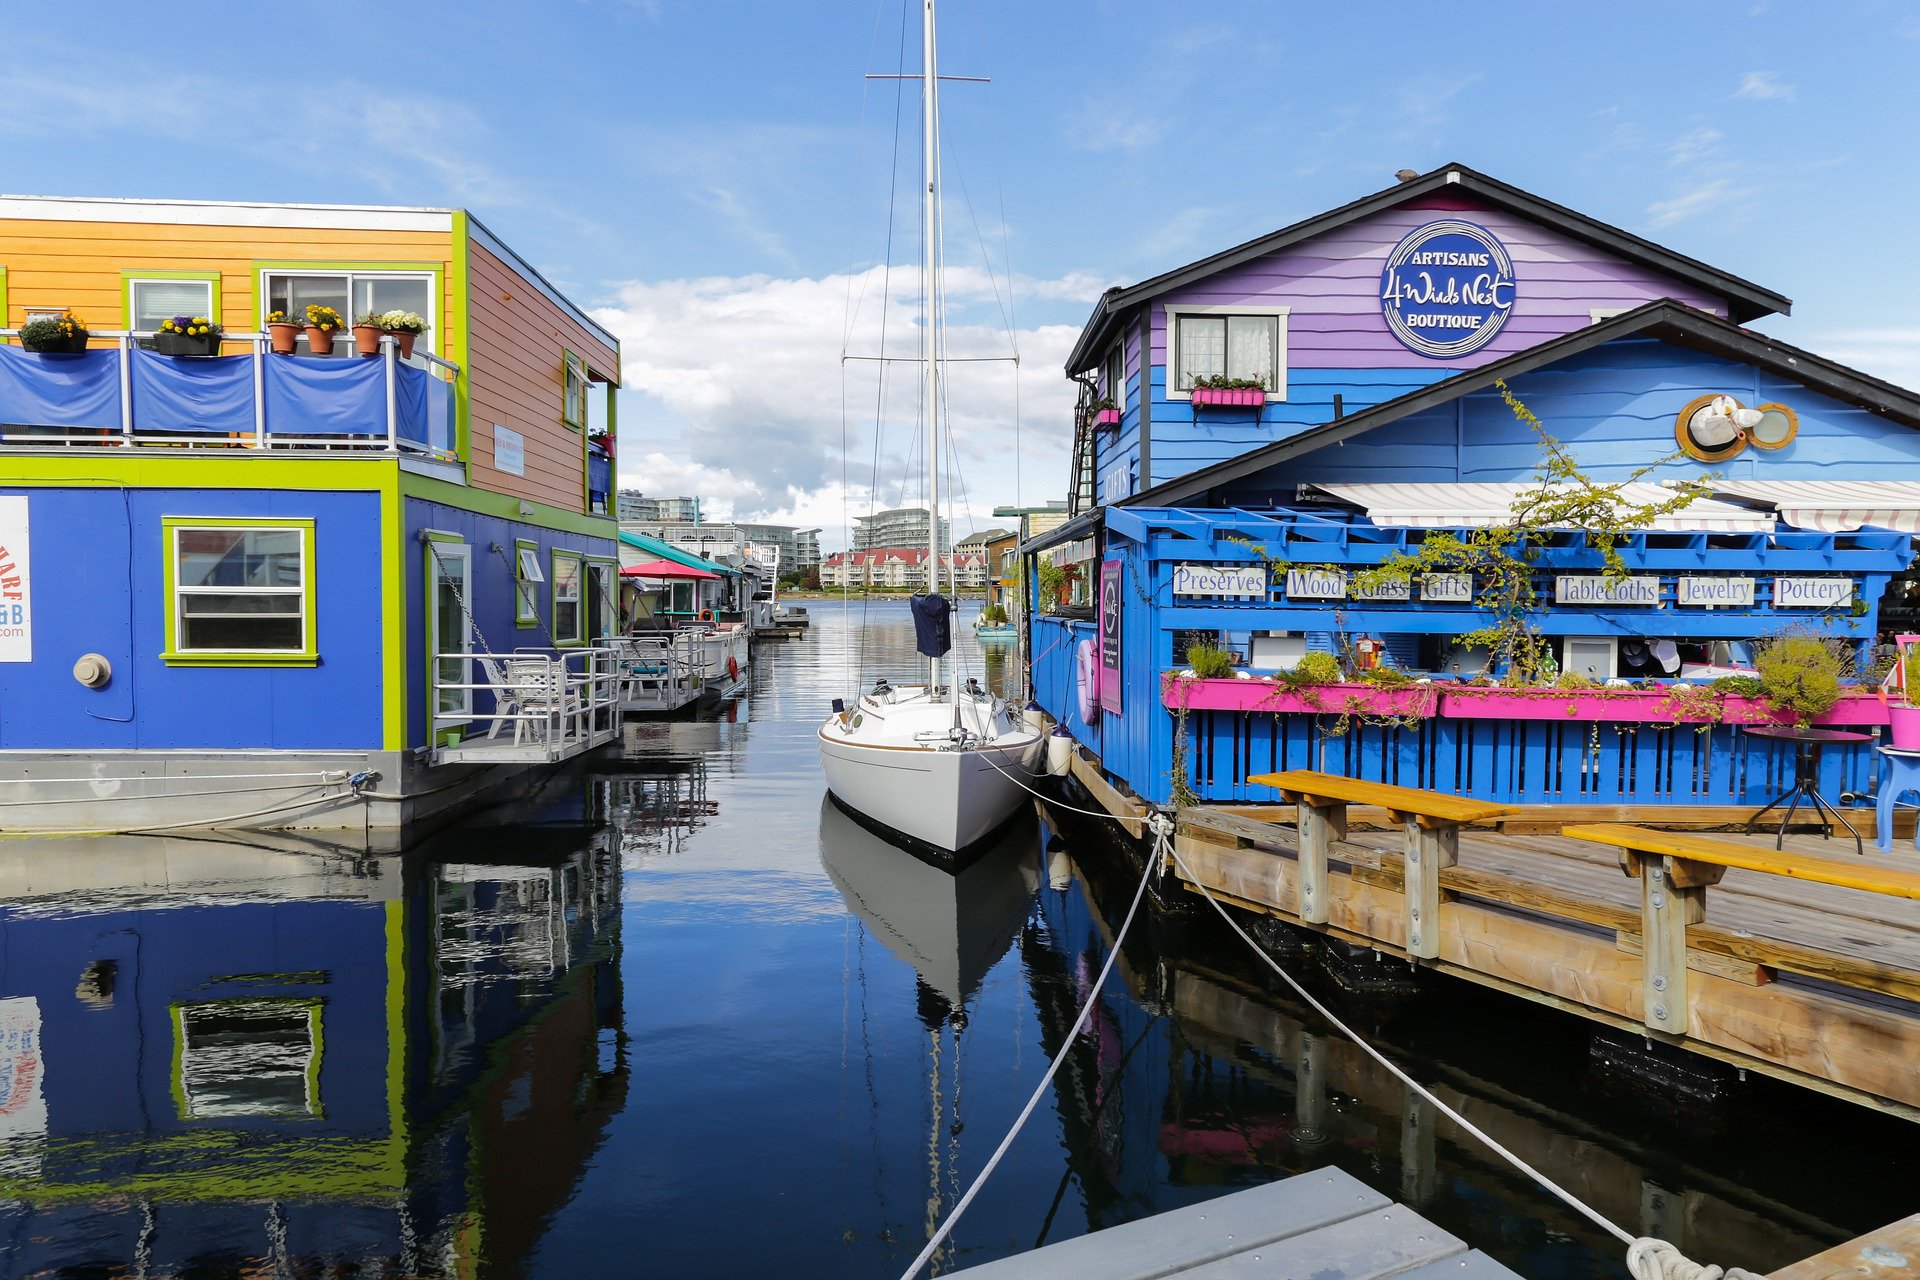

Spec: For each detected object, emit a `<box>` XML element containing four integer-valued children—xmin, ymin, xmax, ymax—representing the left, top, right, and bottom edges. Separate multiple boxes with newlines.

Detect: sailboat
<box><xmin>817</xmin><ymin>0</ymin><xmax>1042</xmax><ymax>859</ymax></box>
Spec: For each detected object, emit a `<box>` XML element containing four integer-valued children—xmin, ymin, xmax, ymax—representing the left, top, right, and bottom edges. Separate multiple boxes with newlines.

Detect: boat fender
<box><xmin>1074</xmin><ymin>638</ymin><xmax>1100</xmax><ymax>724</ymax></box>
<box><xmin>1047</xmin><ymin>726</ymin><xmax>1075</xmax><ymax>778</ymax></box>
<box><xmin>727</xmin><ymin>655</ymin><xmax>740</xmax><ymax>681</ymax></box>
<box><xmin>1022</xmin><ymin>700</ymin><xmax>1046</xmax><ymax>732</ymax></box>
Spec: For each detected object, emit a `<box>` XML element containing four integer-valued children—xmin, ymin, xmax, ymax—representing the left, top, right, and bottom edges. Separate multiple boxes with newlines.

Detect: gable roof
<box><xmin>1123</xmin><ymin>300</ymin><xmax>1920</xmax><ymax>509</ymax></box>
<box><xmin>1065</xmin><ymin>162</ymin><xmax>1790</xmax><ymax>374</ymax></box>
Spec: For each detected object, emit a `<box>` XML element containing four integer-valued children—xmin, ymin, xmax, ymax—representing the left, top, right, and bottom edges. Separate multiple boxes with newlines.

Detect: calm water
<box><xmin>0</xmin><ymin>600</ymin><xmax>1913</xmax><ymax>1279</ymax></box>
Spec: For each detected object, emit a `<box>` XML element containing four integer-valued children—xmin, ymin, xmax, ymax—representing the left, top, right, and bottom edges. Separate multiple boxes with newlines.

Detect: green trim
<box><xmin>400</xmin><ymin>467</ymin><xmax>617</xmax><ymax>537</ymax></box>
<box><xmin>449</xmin><ymin>212</ymin><xmax>473</xmax><ymax>481</ymax></box>
<box><xmin>514</xmin><ymin>537</ymin><xmax>541</xmax><ymax>625</ymax></box>
<box><xmin>378</xmin><ymin>473</ymin><xmax>406</xmax><ymax>750</ymax></box>
<box><xmin>160</xmin><ymin>516</ymin><xmax>319</xmax><ymax>667</ymax></box>
<box><xmin>122</xmin><ymin>269</ymin><xmax>223</xmax><ymax>330</ymax></box>
<box><xmin>585</xmin><ymin>555</ymin><xmax>619</xmax><ymax>639</ymax></box>
<box><xmin>170</xmin><ymin>996</ymin><xmax>325</xmax><ymax>1123</ymax></box>
<box><xmin>562</xmin><ymin>348</ymin><xmax>587</xmax><ymax>430</ymax></box>
<box><xmin>0</xmin><ymin>265</ymin><xmax>10</xmax><ymax>329</ymax></box>
<box><xmin>551</xmin><ymin>548</ymin><xmax>585</xmax><ymax>646</ymax></box>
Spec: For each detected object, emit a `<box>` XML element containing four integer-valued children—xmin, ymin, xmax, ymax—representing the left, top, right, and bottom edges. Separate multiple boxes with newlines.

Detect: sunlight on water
<box><xmin>0</xmin><ymin>600</ymin><xmax>1908</xmax><ymax>1278</ymax></box>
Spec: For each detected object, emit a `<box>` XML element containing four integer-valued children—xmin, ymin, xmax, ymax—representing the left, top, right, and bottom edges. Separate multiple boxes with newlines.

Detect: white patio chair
<box><xmin>476</xmin><ymin>655</ymin><xmax>527</xmax><ymax>740</ymax></box>
<box><xmin>502</xmin><ymin>657</ymin><xmax>582</xmax><ymax>746</ymax></box>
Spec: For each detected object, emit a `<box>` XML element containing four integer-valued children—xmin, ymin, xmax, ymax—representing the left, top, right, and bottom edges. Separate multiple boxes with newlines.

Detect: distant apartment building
<box><xmin>616</xmin><ymin>491</ymin><xmax>702</xmax><ymax>523</ymax></box>
<box><xmin>820</xmin><ymin>548</ymin><xmax>987</xmax><ymax>589</ymax></box>
<box><xmin>852</xmin><ymin>507</ymin><xmax>951</xmax><ymax>553</ymax></box>
<box><xmin>955</xmin><ymin>527</ymin><xmax>1014</xmax><ymax>556</ymax></box>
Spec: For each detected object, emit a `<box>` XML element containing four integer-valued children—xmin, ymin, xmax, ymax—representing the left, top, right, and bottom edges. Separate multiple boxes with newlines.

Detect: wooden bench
<box><xmin>1250</xmin><ymin>771</ymin><xmax>1514</xmax><ymax>958</ymax></box>
<box><xmin>1563</xmin><ymin>822</ymin><xmax>1920</xmax><ymax>1035</ymax></box>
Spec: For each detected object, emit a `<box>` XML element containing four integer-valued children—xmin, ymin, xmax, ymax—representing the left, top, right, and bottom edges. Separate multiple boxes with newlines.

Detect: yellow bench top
<box><xmin>1562</xmin><ymin>823</ymin><xmax>1920</xmax><ymax>900</ymax></box>
<box><xmin>1250</xmin><ymin>770</ymin><xmax>1515</xmax><ymax>826</ymax></box>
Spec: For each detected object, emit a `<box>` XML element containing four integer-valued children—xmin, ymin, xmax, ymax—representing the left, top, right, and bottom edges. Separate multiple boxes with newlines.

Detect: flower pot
<box><xmin>1090</xmin><ymin>407</ymin><xmax>1121</xmax><ymax>430</ymax></box>
<box><xmin>267</xmin><ymin>322</ymin><xmax>300</xmax><ymax>355</ymax></box>
<box><xmin>305</xmin><ymin>326</ymin><xmax>338</xmax><ymax>356</ymax></box>
<box><xmin>22</xmin><ymin>333</ymin><xmax>88</xmax><ymax>354</ymax></box>
<box><xmin>1891</xmin><ymin>704</ymin><xmax>1920</xmax><ymax>750</ymax></box>
<box><xmin>352</xmin><ymin>324</ymin><xmax>383</xmax><ymax>357</ymax></box>
<box><xmin>155</xmin><ymin>331</ymin><xmax>219</xmax><ymax>357</ymax></box>
<box><xmin>394</xmin><ymin>330</ymin><xmax>417</xmax><ymax>360</ymax></box>
<box><xmin>1191</xmin><ymin>386</ymin><xmax>1266</xmax><ymax>408</ymax></box>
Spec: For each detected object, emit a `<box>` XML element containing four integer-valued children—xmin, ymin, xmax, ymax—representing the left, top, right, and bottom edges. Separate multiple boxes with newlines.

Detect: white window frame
<box><xmin>130</xmin><ymin>278</ymin><xmax>216</xmax><ymax>334</ymax></box>
<box><xmin>1164</xmin><ymin>304</ymin><xmax>1290</xmax><ymax>402</ymax></box>
<box><xmin>258</xmin><ymin>268</ymin><xmax>437</xmax><ymax>356</ymax></box>
<box><xmin>168</xmin><ymin>521</ymin><xmax>310</xmax><ymax>657</ymax></box>
<box><xmin>552</xmin><ymin>551</ymin><xmax>584</xmax><ymax>645</ymax></box>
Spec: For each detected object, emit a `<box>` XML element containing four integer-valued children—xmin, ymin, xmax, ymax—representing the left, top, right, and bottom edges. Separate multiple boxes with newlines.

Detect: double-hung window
<box><xmin>1168</xmin><ymin>307</ymin><xmax>1289</xmax><ymax>399</ymax></box>
<box><xmin>129</xmin><ymin>275</ymin><xmax>219</xmax><ymax>335</ymax></box>
<box><xmin>551</xmin><ymin>552</ymin><xmax>583</xmax><ymax>645</ymax></box>
<box><xmin>163</xmin><ymin>518</ymin><xmax>316</xmax><ymax>664</ymax></box>
<box><xmin>262</xmin><ymin>269</ymin><xmax>434</xmax><ymax>357</ymax></box>
<box><xmin>1103</xmin><ymin>344</ymin><xmax>1125</xmax><ymax>408</ymax></box>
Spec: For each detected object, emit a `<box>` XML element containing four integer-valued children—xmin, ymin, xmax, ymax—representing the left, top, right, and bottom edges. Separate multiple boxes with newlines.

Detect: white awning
<box><xmin>1709</xmin><ymin>481</ymin><xmax>1920</xmax><ymax>533</ymax></box>
<box><xmin>1306</xmin><ymin>482</ymin><xmax>1776</xmax><ymax>533</ymax></box>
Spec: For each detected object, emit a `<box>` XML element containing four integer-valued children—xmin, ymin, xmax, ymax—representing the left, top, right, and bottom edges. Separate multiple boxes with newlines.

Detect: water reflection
<box><xmin>0</xmin><ymin>827</ymin><xmax>622</xmax><ymax>1279</ymax></box>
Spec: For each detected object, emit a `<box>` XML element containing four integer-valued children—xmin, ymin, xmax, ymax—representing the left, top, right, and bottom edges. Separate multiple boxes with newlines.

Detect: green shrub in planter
<box><xmin>1185</xmin><ymin>643</ymin><xmax>1236</xmax><ymax>679</ymax></box>
<box><xmin>1754</xmin><ymin>632</ymin><xmax>1844</xmax><ymax>725</ymax></box>
<box><xmin>19</xmin><ymin>311</ymin><xmax>88</xmax><ymax>354</ymax></box>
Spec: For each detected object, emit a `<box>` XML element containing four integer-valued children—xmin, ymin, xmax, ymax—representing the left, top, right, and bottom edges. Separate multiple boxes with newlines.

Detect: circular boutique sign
<box><xmin>1379</xmin><ymin>219</ymin><xmax>1517</xmax><ymax>359</ymax></box>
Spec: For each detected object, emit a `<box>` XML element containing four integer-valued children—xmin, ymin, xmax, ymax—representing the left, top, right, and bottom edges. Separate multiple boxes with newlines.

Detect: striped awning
<box><xmin>1709</xmin><ymin>481</ymin><xmax>1920</xmax><ymax>533</ymax></box>
<box><xmin>1306</xmin><ymin>482</ymin><xmax>1776</xmax><ymax>533</ymax></box>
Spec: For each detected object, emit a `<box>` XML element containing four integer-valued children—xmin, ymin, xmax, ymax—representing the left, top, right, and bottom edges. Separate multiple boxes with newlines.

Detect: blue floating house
<box><xmin>0</xmin><ymin>194</ymin><xmax>626</xmax><ymax>836</ymax></box>
<box><xmin>1027</xmin><ymin>164</ymin><xmax>1920</xmax><ymax>813</ymax></box>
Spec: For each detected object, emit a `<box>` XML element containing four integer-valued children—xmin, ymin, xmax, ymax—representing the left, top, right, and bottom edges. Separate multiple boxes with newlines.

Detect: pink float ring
<box><xmin>1075</xmin><ymin>637</ymin><xmax>1100</xmax><ymax>724</ymax></box>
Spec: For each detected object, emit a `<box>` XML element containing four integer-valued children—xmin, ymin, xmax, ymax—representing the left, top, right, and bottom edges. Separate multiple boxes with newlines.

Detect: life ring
<box><xmin>726</xmin><ymin>655</ymin><xmax>741</xmax><ymax>682</ymax></box>
<box><xmin>1075</xmin><ymin>638</ymin><xmax>1100</xmax><ymax>724</ymax></box>
<box><xmin>699</xmin><ymin>609</ymin><xmax>715</xmax><ymax>622</ymax></box>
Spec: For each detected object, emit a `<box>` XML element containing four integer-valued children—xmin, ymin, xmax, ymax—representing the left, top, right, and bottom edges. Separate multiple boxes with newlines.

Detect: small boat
<box><xmin>816</xmin><ymin>0</ymin><xmax>1040</xmax><ymax>859</ymax></box>
<box><xmin>973</xmin><ymin>611</ymin><xmax>1017</xmax><ymax>641</ymax></box>
<box><xmin>688</xmin><ymin>622</ymin><xmax>749</xmax><ymax>700</ymax></box>
<box><xmin>774</xmin><ymin>604</ymin><xmax>810</xmax><ymax>629</ymax></box>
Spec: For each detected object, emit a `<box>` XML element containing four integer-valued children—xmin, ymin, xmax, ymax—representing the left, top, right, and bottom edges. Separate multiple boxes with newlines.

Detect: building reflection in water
<box><xmin>0</xmin><ymin>823</ymin><xmax>624</xmax><ymax>1279</ymax></box>
<box><xmin>1026</xmin><ymin>844</ymin><xmax>1843</xmax><ymax>1278</ymax></box>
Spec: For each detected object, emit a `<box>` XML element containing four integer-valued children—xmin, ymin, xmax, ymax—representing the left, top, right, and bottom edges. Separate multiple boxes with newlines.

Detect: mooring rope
<box><xmin>895</xmin><ymin>816</ymin><xmax>1162</xmax><ymax>1280</ymax></box>
<box><xmin>968</xmin><ymin>737</ymin><xmax>1764</xmax><ymax>1280</ymax></box>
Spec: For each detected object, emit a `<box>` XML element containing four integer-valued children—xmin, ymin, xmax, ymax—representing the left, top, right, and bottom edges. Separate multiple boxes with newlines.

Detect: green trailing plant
<box><xmin>1162</xmin><ymin>671</ymin><xmax>1201</xmax><ymax>809</ymax></box>
<box><xmin>1189</xmin><ymin>373</ymin><xmax>1268</xmax><ymax>390</ymax></box>
<box><xmin>1356</xmin><ymin>665</ymin><xmax>1414</xmax><ymax>688</ymax></box>
<box><xmin>1709</xmin><ymin>674</ymin><xmax>1764</xmax><ymax>698</ymax></box>
<box><xmin>1288</xmin><ymin>651</ymin><xmax>1343</xmax><ymax>686</ymax></box>
<box><xmin>1185</xmin><ymin>643</ymin><xmax>1236</xmax><ymax>679</ymax></box>
<box><xmin>1554</xmin><ymin>670</ymin><xmax>1597</xmax><ymax>690</ymax></box>
<box><xmin>1035</xmin><ymin>561</ymin><xmax>1066</xmax><ymax>614</ymax></box>
<box><xmin>1353</xmin><ymin>382</ymin><xmax>1716</xmax><ymax>687</ymax></box>
<box><xmin>1753</xmin><ymin>630</ymin><xmax>1846</xmax><ymax>726</ymax></box>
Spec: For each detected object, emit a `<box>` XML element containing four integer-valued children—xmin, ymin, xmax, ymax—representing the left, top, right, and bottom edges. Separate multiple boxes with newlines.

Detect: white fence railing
<box><xmin>0</xmin><ymin>329</ymin><xmax>460</xmax><ymax>459</ymax></box>
<box><xmin>606</xmin><ymin>632</ymin><xmax>705</xmax><ymax>709</ymax></box>
<box><xmin>432</xmin><ymin>647</ymin><xmax>621</xmax><ymax>751</ymax></box>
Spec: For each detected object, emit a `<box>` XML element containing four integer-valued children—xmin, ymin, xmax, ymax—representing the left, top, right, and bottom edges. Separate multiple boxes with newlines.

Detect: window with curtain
<box><xmin>131</xmin><ymin>278</ymin><xmax>215</xmax><ymax>333</ymax></box>
<box><xmin>1172</xmin><ymin>312</ymin><xmax>1284</xmax><ymax>394</ymax></box>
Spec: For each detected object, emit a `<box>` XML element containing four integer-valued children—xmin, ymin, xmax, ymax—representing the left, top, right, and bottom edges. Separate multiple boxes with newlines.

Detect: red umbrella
<box><xmin>621</xmin><ymin>559</ymin><xmax>721</xmax><ymax>580</ymax></box>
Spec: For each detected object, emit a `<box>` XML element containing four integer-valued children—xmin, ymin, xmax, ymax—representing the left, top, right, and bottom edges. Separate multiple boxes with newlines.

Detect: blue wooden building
<box><xmin>1027</xmin><ymin>164</ymin><xmax>1920</xmax><ymax>813</ymax></box>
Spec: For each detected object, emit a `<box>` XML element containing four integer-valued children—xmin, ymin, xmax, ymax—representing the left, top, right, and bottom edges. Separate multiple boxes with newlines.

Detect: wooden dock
<box><xmin>1170</xmin><ymin>791</ymin><xmax>1920</xmax><ymax>1119</ymax></box>
<box><xmin>946</xmin><ymin>1167</ymin><xmax>1525</xmax><ymax>1280</ymax></box>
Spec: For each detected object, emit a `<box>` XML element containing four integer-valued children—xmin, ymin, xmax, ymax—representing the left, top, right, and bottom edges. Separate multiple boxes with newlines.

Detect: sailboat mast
<box><xmin>922</xmin><ymin>0</ymin><xmax>942</xmax><ymax>696</ymax></box>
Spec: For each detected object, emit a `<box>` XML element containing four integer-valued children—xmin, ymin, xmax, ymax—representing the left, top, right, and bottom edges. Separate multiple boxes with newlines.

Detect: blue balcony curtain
<box><xmin>0</xmin><ymin>346</ymin><xmax>120</xmax><ymax>431</ymax></box>
<box><xmin>129</xmin><ymin>349</ymin><xmax>254</xmax><ymax>434</ymax></box>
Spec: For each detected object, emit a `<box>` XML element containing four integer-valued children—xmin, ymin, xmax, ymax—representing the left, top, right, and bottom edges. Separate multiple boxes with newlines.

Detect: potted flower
<box><xmin>303</xmin><ymin>304</ymin><xmax>344</xmax><ymax>356</ymax></box>
<box><xmin>265</xmin><ymin>310</ymin><xmax>301</xmax><ymax>355</ymax></box>
<box><xmin>1888</xmin><ymin>636</ymin><xmax>1920</xmax><ymax>749</ymax></box>
<box><xmin>155</xmin><ymin>315</ymin><xmax>220</xmax><ymax>357</ymax></box>
<box><xmin>1089</xmin><ymin>397</ymin><xmax>1120</xmax><ymax>430</ymax></box>
<box><xmin>352</xmin><ymin>312</ymin><xmax>385</xmax><ymax>357</ymax></box>
<box><xmin>376</xmin><ymin>309</ymin><xmax>428</xmax><ymax>359</ymax></box>
<box><xmin>19</xmin><ymin>311</ymin><xmax>88</xmax><ymax>354</ymax></box>
<box><xmin>1189</xmin><ymin>374</ymin><xmax>1267</xmax><ymax>408</ymax></box>
<box><xmin>588</xmin><ymin>427</ymin><xmax>614</xmax><ymax>459</ymax></box>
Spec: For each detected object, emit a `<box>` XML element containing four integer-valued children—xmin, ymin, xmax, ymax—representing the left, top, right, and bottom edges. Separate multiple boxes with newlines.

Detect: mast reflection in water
<box><xmin>0</xmin><ymin>827</ymin><xmax>624</xmax><ymax>1279</ymax></box>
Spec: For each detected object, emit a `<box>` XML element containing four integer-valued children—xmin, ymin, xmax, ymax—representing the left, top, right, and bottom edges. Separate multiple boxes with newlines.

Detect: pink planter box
<box><xmin>1190</xmin><ymin>386</ymin><xmax>1266</xmax><ymax>408</ymax></box>
<box><xmin>1160</xmin><ymin>678</ymin><xmax>1890</xmax><ymax>727</ymax></box>
<box><xmin>1090</xmin><ymin>407</ymin><xmax>1121</xmax><ymax>430</ymax></box>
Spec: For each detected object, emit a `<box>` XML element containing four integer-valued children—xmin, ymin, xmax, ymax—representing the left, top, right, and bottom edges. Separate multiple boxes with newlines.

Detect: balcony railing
<box><xmin>430</xmin><ymin>647</ymin><xmax>622</xmax><ymax>764</ymax></box>
<box><xmin>0</xmin><ymin>330</ymin><xmax>459</xmax><ymax>458</ymax></box>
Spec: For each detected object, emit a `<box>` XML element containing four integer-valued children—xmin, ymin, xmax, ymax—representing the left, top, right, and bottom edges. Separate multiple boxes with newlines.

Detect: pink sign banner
<box><xmin>1099</xmin><ymin>559</ymin><xmax>1123</xmax><ymax>715</ymax></box>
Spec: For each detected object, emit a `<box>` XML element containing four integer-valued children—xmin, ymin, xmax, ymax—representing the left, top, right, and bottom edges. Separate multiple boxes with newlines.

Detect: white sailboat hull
<box><xmin>818</xmin><ymin>689</ymin><xmax>1042</xmax><ymax>854</ymax></box>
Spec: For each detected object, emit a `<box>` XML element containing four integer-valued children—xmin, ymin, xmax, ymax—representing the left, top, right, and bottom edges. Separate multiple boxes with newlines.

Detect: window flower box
<box><xmin>1190</xmin><ymin>386</ymin><xmax>1266</xmax><ymax>408</ymax></box>
<box><xmin>1091</xmin><ymin>407</ymin><xmax>1121</xmax><ymax>430</ymax></box>
<box><xmin>1163</xmin><ymin>676</ymin><xmax>1437</xmax><ymax>718</ymax></box>
<box><xmin>1439</xmin><ymin>686</ymin><xmax>1889</xmax><ymax>726</ymax></box>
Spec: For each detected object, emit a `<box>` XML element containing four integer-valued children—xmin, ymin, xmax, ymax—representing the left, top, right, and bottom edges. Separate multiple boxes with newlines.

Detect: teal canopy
<box><xmin>618</xmin><ymin>529</ymin><xmax>739</xmax><ymax>576</ymax></box>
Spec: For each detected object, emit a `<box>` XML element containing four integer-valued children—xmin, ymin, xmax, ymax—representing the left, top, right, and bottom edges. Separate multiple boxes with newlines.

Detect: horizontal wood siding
<box><xmin>1137</xmin><ymin>194</ymin><xmax>1738</xmax><ymax>489</ymax></box>
<box><xmin>1230</xmin><ymin>335</ymin><xmax>1920</xmax><ymax>495</ymax></box>
<box><xmin>465</xmin><ymin>239</ymin><xmax>620</xmax><ymax>511</ymax></box>
<box><xmin>0</xmin><ymin>218</ymin><xmax>451</xmax><ymax>334</ymax></box>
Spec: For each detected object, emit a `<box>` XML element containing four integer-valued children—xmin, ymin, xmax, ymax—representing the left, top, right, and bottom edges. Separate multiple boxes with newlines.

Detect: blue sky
<box><xmin>6</xmin><ymin>1</ymin><xmax>1915</xmax><ymax>542</ymax></box>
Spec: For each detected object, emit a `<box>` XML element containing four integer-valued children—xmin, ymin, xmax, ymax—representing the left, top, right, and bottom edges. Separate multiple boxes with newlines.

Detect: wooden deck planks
<box><xmin>1770</xmin><ymin>1214</ymin><xmax>1920</xmax><ymax>1280</ymax></box>
<box><xmin>945</xmin><ymin>1168</ymin><xmax>1524</xmax><ymax>1280</ymax></box>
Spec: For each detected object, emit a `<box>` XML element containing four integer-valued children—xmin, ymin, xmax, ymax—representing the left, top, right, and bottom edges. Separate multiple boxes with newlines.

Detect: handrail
<box><xmin>0</xmin><ymin>328</ymin><xmax>462</xmax><ymax>461</ymax></box>
<box><xmin>431</xmin><ymin>647</ymin><xmax>620</xmax><ymax>747</ymax></box>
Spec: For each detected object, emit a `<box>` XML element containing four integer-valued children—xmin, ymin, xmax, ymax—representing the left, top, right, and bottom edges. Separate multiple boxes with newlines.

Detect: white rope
<box><xmin>1</xmin><ymin>787</ymin><xmax>353</xmax><ymax>839</ymax></box>
<box><xmin>895</xmin><ymin>817</ymin><xmax>1162</xmax><ymax>1280</ymax></box>
<box><xmin>1626</xmin><ymin>1239</ymin><xmax>1767</xmax><ymax>1280</ymax></box>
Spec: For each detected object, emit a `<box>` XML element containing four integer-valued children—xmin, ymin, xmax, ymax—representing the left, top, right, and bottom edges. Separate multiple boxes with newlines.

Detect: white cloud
<box><xmin>1732</xmin><ymin>71</ymin><xmax>1798</xmax><ymax>102</ymax></box>
<box><xmin>597</xmin><ymin>266</ymin><xmax>1096</xmax><ymax>545</ymax></box>
<box><xmin>1645</xmin><ymin>175</ymin><xmax>1763</xmax><ymax>227</ymax></box>
<box><xmin>1667</xmin><ymin>125</ymin><xmax>1725</xmax><ymax>168</ymax></box>
<box><xmin>1806</xmin><ymin>328</ymin><xmax>1920</xmax><ymax>392</ymax></box>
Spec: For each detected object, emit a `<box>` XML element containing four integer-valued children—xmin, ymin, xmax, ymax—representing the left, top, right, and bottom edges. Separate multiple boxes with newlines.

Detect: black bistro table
<box><xmin>1741</xmin><ymin>724</ymin><xmax>1873</xmax><ymax>856</ymax></box>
